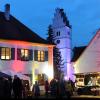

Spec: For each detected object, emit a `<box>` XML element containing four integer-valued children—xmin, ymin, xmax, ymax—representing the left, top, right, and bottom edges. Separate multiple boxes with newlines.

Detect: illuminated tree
<box><xmin>47</xmin><ymin>25</ymin><xmax>64</xmax><ymax>80</ymax></box>
<box><xmin>53</xmin><ymin>47</ymin><xmax>64</xmax><ymax>79</ymax></box>
<box><xmin>47</xmin><ymin>25</ymin><xmax>54</xmax><ymax>44</ymax></box>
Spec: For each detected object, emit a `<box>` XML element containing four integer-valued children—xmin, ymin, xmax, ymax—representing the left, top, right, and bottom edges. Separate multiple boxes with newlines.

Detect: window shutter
<box><xmin>29</xmin><ymin>49</ymin><xmax>33</xmax><ymax>60</ymax></box>
<box><xmin>34</xmin><ymin>50</ymin><xmax>38</xmax><ymax>61</ymax></box>
<box><xmin>0</xmin><ymin>47</ymin><xmax>1</xmax><ymax>59</ymax></box>
<box><xmin>11</xmin><ymin>48</ymin><xmax>15</xmax><ymax>60</ymax></box>
<box><xmin>45</xmin><ymin>51</ymin><xmax>48</xmax><ymax>61</ymax></box>
<box><xmin>17</xmin><ymin>48</ymin><xmax>21</xmax><ymax>60</ymax></box>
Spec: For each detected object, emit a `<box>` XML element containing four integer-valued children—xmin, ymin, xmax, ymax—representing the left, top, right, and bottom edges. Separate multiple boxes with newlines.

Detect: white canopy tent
<box><xmin>1</xmin><ymin>69</ymin><xmax>30</xmax><ymax>81</ymax></box>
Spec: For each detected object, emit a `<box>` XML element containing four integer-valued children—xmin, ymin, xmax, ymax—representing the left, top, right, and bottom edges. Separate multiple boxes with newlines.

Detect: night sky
<box><xmin>1</xmin><ymin>0</ymin><xmax>100</xmax><ymax>47</ymax></box>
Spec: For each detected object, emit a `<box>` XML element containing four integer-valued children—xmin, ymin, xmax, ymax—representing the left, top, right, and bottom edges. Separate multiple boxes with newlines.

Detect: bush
<box><xmin>84</xmin><ymin>75</ymin><xmax>91</xmax><ymax>85</ymax></box>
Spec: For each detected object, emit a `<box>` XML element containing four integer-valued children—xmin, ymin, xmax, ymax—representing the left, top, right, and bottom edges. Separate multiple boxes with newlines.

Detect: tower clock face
<box><xmin>56</xmin><ymin>40</ymin><xmax>60</xmax><ymax>44</ymax></box>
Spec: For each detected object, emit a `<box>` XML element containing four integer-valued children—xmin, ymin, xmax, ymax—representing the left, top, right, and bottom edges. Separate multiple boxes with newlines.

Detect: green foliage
<box><xmin>47</xmin><ymin>25</ymin><xmax>54</xmax><ymax>44</ymax></box>
<box><xmin>46</xmin><ymin>25</ymin><xmax>64</xmax><ymax>79</ymax></box>
<box><xmin>53</xmin><ymin>47</ymin><xmax>64</xmax><ymax>79</ymax></box>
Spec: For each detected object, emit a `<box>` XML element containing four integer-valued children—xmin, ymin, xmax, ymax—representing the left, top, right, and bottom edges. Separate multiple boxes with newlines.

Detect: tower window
<box><xmin>68</xmin><ymin>31</ymin><xmax>70</xmax><ymax>35</ymax></box>
<box><xmin>56</xmin><ymin>31</ymin><xmax>60</xmax><ymax>36</ymax></box>
<box><xmin>56</xmin><ymin>40</ymin><xmax>60</xmax><ymax>44</ymax></box>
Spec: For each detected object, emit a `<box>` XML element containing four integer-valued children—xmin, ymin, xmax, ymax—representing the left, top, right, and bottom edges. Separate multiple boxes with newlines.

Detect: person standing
<box><xmin>8</xmin><ymin>77</ymin><xmax>13</xmax><ymax>98</ymax></box>
<box><xmin>32</xmin><ymin>81</ymin><xmax>40</xmax><ymax>98</ymax></box>
<box><xmin>12</xmin><ymin>75</ymin><xmax>23</xmax><ymax>98</ymax></box>
<box><xmin>50</xmin><ymin>79</ymin><xmax>57</xmax><ymax>96</ymax></box>
<box><xmin>0</xmin><ymin>77</ymin><xmax>5</xmax><ymax>98</ymax></box>
<box><xmin>44</xmin><ymin>80</ymin><xmax>49</xmax><ymax>97</ymax></box>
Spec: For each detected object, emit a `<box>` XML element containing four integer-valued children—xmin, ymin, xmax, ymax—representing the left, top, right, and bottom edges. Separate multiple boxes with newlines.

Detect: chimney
<box><xmin>4</xmin><ymin>4</ymin><xmax>10</xmax><ymax>20</ymax></box>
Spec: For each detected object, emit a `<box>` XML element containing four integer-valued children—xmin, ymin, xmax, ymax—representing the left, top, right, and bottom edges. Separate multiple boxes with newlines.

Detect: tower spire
<box><xmin>52</xmin><ymin>8</ymin><xmax>71</xmax><ymax>29</ymax></box>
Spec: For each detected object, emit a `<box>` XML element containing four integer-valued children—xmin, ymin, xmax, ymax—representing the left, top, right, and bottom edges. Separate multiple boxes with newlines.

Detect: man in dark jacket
<box><xmin>12</xmin><ymin>75</ymin><xmax>23</xmax><ymax>98</ymax></box>
<box><xmin>0</xmin><ymin>77</ymin><xmax>5</xmax><ymax>98</ymax></box>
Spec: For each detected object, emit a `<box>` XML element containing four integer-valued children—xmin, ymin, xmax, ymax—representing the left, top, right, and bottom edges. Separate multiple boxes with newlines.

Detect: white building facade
<box><xmin>74</xmin><ymin>30</ymin><xmax>100</xmax><ymax>74</ymax></box>
<box><xmin>0</xmin><ymin>4</ymin><xmax>54</xmax><ymax>84</ymax></box>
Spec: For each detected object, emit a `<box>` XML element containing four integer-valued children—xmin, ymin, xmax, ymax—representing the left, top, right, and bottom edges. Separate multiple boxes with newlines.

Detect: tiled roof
<box><xmin>71</xmin><ymin>46</ymin><xmax>87</xmax><ymax>62</ymax></box>
<box><xmin>0</xmin><ymin>12</ymin><xmax>50</xmax><ymax>44</ymax></box>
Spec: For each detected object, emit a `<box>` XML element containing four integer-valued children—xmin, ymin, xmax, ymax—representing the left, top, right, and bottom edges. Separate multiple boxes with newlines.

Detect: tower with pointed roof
<box><xmin>52</xmin><ymin>8</ymin><xmax>74</xmax><ymax>81</ymax></box>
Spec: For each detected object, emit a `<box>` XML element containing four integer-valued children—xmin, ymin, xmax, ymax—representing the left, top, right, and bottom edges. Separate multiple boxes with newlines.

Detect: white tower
<box><xmin>52</xmin><ymin>8</ymin><xmax>74</xmax><ymax>81</ymax></box>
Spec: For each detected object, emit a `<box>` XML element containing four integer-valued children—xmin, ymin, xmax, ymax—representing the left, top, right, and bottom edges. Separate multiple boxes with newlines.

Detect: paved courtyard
<box><xmin>72</xmin><ymin>95</ymin><xmax>100</xmax><ymax>99</ymax></box>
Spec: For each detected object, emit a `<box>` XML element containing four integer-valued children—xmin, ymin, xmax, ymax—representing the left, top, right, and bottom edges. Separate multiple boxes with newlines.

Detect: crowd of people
<box><xmin>0</xmin><ymin>75</ymin><xmax>23</xmax><ymax>98</ymax></box>
<box><xmin>0</xmin><ymin>75</ymin><xmax>76</xmax><ymax>98</ymax></box>
<box><xmin>32</xmin><ymin>78</ymin><xmax>75</xmax><ymax>98</ymax></box>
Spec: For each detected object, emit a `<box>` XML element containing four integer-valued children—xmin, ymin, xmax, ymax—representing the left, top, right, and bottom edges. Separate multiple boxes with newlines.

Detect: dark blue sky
<box><xmin>1</xmin><ymin>0</ymin><xmax>100</xmax><ymax>47</ymax></box>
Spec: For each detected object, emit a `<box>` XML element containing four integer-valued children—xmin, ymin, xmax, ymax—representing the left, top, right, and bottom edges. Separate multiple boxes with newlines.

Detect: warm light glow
<box><xmin>12</xmin><ymin>60</ymin><xmax>25</xmax><ymax>72</ymax></box>
<box><xmin>0</xmin><ymin>39</ymin><xmax>55</xmax><ymax>47</ymax></box>
<box><xmin>21</xmin><ymin>49</ymin><xmax>29</xmax><ymax>57</ymax></box>
<box><xmin>76</xmin><ymin>78</ymin><xmax>84</xmax><ymax>86</ymax></box>
<box><xmin>34</xmin><ymin>63</ymin><xmax>38</xmax><ymax>68</ymax></box>
<box><xmin>32</xmin><ymin>62</ymin><xmax>39</xmax><ymax>84</ymax></box>
<box><xmin>32</xmin><ymin>69</ymin><xmax>39</xmax><ymax>84</ymax></box>
<box><xmin>32</xmin><ymin>71</ymin><xmax>35</xmax><ymax>84</ymax></box>
<box><xmin>0</xmin><ymin>39</ymin><xmax>54</xmax><ymax>86</ymax></box>
<box><xmin>38</xmin><ymin>50</ymin><xmax>45</xmax><ymax>61</ymax></box>
<box><xmin>32</xmin><ymin>62</ymin><xmax>54</xmax><ymax>84</ymax></box>
<box><xmin>42</xmin><ymin>64</ymin><xmax>53</xmax><ymax>80</ymax></box>
<box><xmin>64</xmin><ymin>76</ymin><xmax>68</xmax><ymax>80</ymax></box>
<box><xmin>1</xmin><ymin>47</ymin><xmax>11</xmax><ymax>59</ymax></box>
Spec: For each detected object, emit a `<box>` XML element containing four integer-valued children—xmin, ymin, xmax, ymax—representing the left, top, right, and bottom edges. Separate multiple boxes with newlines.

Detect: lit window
<box><xmin>21</xmin><ymin>49</ymin><xmax>29</xmax><ymax>61</ymax></box>
<box><xmin>34</xmin><ymin>50</ymin><xmax>48</xmax><ymax>62</ymax></box>
<box><xmin>17</xmin><ymin>48</ymin><xmax>33</xmax><ymax>61</ymax></box>
<box><xmin>38</xmin><ymin>51</ymin><xmax>45</xmax><ymax>61</ymax></box>
<box><xmin>1</xmin><ymin>47</ymin><xmax>11</xmax><ymax>60</ymax></box>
